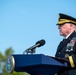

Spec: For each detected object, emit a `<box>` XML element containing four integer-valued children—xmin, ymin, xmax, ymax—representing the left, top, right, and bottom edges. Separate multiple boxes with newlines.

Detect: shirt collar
<box><xmin>65</xmin><ymin>31</ymin><xmax>74</xmax><ymax>39</ymax></box>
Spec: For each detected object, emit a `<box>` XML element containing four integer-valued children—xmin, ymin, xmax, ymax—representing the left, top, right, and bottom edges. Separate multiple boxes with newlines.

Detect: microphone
<box><xmin>23</xmin><ymin>39</ymin><xmax>45</xmax><ymax>54</ymax></box>
<box><xmin>35</xmin><ymin>39</ymin><xmax>45</xmax><ymax>47</ymax></box>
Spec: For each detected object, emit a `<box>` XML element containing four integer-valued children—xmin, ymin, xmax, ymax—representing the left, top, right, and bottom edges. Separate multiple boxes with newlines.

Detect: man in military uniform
<box><xmin>55</xmin><ymin>13</ymin><xmax>76</xmax><ymax>75</ymax></box>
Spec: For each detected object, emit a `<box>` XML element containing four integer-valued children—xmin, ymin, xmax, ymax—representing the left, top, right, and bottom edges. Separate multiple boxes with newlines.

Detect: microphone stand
<box><xmin>26</xmin><ymin>48</ymin><xmax>36</xmax><ymax>54</ymax></box>
<box><xmin>23</xmin><ymin>44</ymin><xmax>39</xmax><ymax>54</ymax></box>
<box><xmin>23</xmin><ymin>48</ymin><xmax>36</xmax><ymax>54</ymax></box>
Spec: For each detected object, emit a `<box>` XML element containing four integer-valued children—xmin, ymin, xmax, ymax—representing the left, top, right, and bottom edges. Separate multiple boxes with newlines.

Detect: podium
<box><xmin>6</xmin><ymin>54</ymin><xmax>68</xmax><ymax>75</ymax></box>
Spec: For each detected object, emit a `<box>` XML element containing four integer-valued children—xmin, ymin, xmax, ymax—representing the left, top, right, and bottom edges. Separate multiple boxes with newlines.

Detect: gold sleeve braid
<box><xmin>68</xmin><ymin>56</ymin><xmax>75</xmax><ymax>68</ymax></box>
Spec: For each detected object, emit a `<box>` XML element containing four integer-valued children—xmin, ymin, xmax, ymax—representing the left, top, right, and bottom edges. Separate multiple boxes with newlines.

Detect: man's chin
<box><xmin>60</xmin><ymin>33</ymin><xmax>63</xmax><ymax>36</ymax></box>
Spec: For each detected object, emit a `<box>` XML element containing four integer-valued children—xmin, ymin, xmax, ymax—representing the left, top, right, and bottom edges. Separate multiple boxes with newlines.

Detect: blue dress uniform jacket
<box><xmin>55</xmin><ymin>31</ymin><xmax>76</xmax><ymax>75</ymax></box>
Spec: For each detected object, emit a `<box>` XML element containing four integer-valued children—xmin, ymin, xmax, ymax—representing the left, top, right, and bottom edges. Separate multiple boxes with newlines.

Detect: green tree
<box><xmin>0</xmin><ymin>47</ymin><xmax>29</xmax><ymax>75</ymax></box>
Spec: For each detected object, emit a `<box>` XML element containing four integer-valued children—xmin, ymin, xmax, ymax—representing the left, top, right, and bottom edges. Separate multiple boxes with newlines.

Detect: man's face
<box><xmin>58</xmin><ymin>23</ymin><xmax>71</xmax><ymax>37</ymax></box>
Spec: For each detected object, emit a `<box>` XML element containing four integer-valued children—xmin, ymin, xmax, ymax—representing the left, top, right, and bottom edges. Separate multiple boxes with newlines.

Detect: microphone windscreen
<box><xmin>35</xmin><ymin>39</ymin><xmax>45</xmax><ymax>47</ymax></box>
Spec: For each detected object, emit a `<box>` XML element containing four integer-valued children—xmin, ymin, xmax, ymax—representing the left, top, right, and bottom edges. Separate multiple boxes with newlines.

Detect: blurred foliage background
<box><xmin>0</xmin><ymin>47</ymin><xmax>29</xmax><ymax>75</ymax></box>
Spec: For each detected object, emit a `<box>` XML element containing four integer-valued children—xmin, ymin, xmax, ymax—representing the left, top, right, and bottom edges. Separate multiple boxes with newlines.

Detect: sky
<box><xmin>0</xmin><ymin>0</ymin><xmax>76</xmax><ymax>56</ymax></box>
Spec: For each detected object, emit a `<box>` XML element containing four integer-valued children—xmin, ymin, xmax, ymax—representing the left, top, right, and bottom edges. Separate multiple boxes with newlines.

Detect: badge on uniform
<box><xmin>66</xmin><ymin>37</ymin><xmax>76</xmax><ymax>52</ymax></box>
<box><xmin>65</xmin><ymin>54</ymin><xmax>69</xmax><ymax>58</ymax></box>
